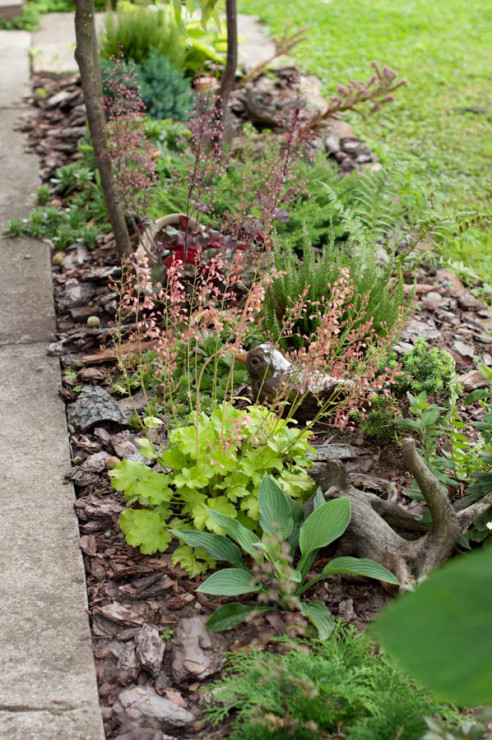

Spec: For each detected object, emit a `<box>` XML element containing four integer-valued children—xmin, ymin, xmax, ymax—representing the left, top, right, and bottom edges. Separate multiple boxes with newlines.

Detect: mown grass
<box><xmin>238</xmin><ymin>0</ymin><xmax>492</xmax><ymax>286</ymax></box>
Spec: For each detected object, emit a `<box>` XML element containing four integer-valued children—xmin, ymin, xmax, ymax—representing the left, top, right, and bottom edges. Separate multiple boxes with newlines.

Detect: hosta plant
<box><xmin>173</xmin><ymin>475</ymin><xmax>399</xmax><ymax>638</ymax></box>
<box><xmin>110</xmin><ymin>404</ymin><xmax>315</xmax><ymax>576</ymax></box>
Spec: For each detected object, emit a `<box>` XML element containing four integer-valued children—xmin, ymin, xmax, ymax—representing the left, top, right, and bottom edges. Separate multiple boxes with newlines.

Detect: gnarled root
<box><xmin>308</xmin><ymin>437</ymin><xmax>492</xmax><ymax>589</ymax></box>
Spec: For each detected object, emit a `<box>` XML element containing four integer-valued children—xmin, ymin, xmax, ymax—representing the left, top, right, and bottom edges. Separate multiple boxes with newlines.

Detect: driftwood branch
<box><xmin>308</xmin><ymin>437</ymin><xmax>491</xmax><ymax>588</ymax></box>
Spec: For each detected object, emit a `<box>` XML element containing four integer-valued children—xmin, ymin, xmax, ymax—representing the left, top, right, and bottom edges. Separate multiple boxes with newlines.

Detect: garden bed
<box><xmin>14</xmin><ymin>68</ymin><xmax>492</xmax><ymax>738</ymax></box>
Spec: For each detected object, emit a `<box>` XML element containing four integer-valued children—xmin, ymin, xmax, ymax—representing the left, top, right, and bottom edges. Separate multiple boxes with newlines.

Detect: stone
<box><xmin>135</xmin><ymin>624</ymin><xmax>165</xmax><ymax>678</ymax></box>
<box><xmin>171</xmin><ymin>617</ymin><xmax>225</xmax><ymax>685</ymax></box>
<box><xmin>458</xmin><ymin>369</ymin><xmax>490</xmax><ymax>393</ymax></box>
<box><xmin>113</xmin><ymin>686</ymin><xmax>195</xmax><ymax>733</ymax></box>
<box><xmin>57</xmin><ymin>277</ymin><xmax>96</xmax><ymax>310</ymax></box>
<box><xmin>420</xmin><ymin>290</ymin><xmax>444</xmax><ymax>310</ymax></box>
<box><xmin>452</xmin><ymin>340</ymin><xmax>476</xmax><ymax>359</ymax></box>
<box><xmin>458</xmin><ymin>291</ymin><xmax>487</xmax><ymax>312</ymax></box>
<box><xmin>307</xmin><ymin>443</ymin><xmax>358</xmax><ymax>461</ymax></box>
<box><xmin>67</xmin><ymin>385</ymin><xmax>129</xmax><ymax>431</ymax></box>
<box><xmin>401</xmin><ymin>318</ymin><xmax>440</xmax><ymax>342</ymax></box>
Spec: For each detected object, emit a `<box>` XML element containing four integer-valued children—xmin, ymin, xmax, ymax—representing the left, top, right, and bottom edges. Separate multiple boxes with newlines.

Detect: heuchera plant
<box><xmin>110</xmin><ymin>404</ymin><xmax>315</xmax><ymax>576</ymax></box>
<box><xmin>173</xmin><ymin>475</ymin><xmax>398</xmax><ymax>638</ymax></box>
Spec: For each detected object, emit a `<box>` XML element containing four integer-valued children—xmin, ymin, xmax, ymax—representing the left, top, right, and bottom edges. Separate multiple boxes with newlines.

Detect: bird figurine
<box><xmin>234</xmin><ymin>343</ymin><xmax>351</xmax><ymax>421</ymax></box>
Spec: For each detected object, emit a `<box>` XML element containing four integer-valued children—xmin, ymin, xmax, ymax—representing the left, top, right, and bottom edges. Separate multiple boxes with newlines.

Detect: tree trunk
<box><xmin>74</xmin><ymin>0</ymin><xmax>132</xmax><ymax>258</ymax></box>
<box><xmin>219</xmin><ymin>0</ymin><xmax>238</xmax><ymax>147</ymax></box>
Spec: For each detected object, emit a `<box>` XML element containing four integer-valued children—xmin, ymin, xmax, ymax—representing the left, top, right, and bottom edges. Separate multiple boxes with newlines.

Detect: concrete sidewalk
<box><xmin>0</xmin><ymin>30</ymin><xmax>104</xmax><ymax>740</ymax></box>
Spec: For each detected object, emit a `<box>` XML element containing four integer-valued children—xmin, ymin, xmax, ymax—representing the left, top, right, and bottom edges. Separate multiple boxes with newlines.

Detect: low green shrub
<box><xmin>110</xmin><ymin>403</ymin><xmax>315</xmax><ymax>576</ymax></box>
<box><xmin>264</xmin><ymin>234</ymin><xmax>408</xmax><ymax>353</ymax></box>
<box><xmin>205</xmin><ymin>623</ymin><xmax>462</xmax><ymax>739</ymax></box>
<box><xmin>102</xmin><ymin>52</ymin><xmax>192</xmax><ymax>122</ymax></box>
<box><xmin>136</xmin><ymin>49</ymin><xmax>192</xmax><ymax>121</ymax></box>
<box><xmin>392</xmin><ymin>338</ymin><xmax>457</xmax><ymax>399</ymax></box>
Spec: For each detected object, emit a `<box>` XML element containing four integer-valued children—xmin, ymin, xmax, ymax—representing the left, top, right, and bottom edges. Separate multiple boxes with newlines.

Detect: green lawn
<box><xmin>238</xmin><ymin>0</ymin><xmax>492</xmax><ymax>286</ymax></box>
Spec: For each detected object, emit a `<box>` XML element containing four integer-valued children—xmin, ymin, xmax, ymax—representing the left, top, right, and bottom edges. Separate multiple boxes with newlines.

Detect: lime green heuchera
<box><xmin>172</xmin><ymin>475</ymin><xmax>399</xmax><ymax>638</ymax></box>
<box><xmin>110</xmin><ymin>402</ymin><xmax>315</xmax><ymax>576</ymax></box>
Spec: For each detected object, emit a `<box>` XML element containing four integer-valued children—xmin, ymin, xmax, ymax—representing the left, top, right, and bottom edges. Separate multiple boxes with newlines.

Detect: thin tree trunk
<box><xmin>219</xmin><ymin>0</ymin><xmax>238</xmax><ymax>147</ymax></box>
<box><xmin>74</xmin><ymin>0</ymin><xmax>132</xmax><ymax>258</ymax></box>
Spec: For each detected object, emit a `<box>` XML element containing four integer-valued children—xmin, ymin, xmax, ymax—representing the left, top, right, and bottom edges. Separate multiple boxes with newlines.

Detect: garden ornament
<box><xmin>234</xmin><ymin>343</ymin><xmax>351</xmax><ymax>419</ymax></box>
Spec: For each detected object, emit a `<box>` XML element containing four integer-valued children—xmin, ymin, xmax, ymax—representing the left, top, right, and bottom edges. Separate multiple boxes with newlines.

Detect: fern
<box><xmin>350</xmin><ymin>166</ymin><xmax>400</xmax><ymax>242</ymax></box>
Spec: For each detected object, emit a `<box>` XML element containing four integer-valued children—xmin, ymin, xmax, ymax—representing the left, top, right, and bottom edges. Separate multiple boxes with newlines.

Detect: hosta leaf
<box><xmin>205</xmin><ymin>603</ymin><xmax>272</xmax><ymax>632</ymax></box>
<box><xmin>313</xmin><ymin>487</ymin><xmax>325</xmax><ymax>509</ymax></box>
<box><xmin>259</xmin><ymin>474</ymin><xmax>293</xmax><ymax>539</ymax></box>
<box><xmin>172</xmin><ymin>544</ymin><xmax>215</xmax><ymax>577</ymax></box>
<box><xmin>300</xmin><ymin>600</ymin><xmax>335</xmax><ymax>640</ymax></box>
<box><xmin>205</xmin><ymin>507</ymin><xmax>259</xmax><ymax>555</ymax></box>
<box><xmin>169</xmin><ymin>529</ymin><xmax>243</xmax><ymax>566</ymax></box>
<box><xmin>197</xmin><ymin>568</ymin><xmax>259</xmax><ymax>596</ymax></box>
<box><xmin>299</xmin><ymin>498</ymin><xmax>351</xmax><ymax>557</ymax></box>
<box><xmin>374</xmin><ymin>548</ymin><xmax>492</xmax><ymax>706</ymax></box>
<box><xmin>119</xmin><ymin>509</ymin><xmax>172</xmax><ymax>554</ymax></box>
<box><xmin>321</xmin><ymin>557</ymin><xmax>399</xmax><ymax>584</ymax></box>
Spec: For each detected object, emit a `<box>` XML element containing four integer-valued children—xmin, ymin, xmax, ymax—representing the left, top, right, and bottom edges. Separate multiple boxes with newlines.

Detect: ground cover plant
<box><xmin>205</xmin><ymin>623</ymin><xmax>463</xmax><ymax>739</ymax></box>
<box><xmin>239</xmin><ymin>0</ymin><xmax>492</xmax><ymax>289</ymax></box>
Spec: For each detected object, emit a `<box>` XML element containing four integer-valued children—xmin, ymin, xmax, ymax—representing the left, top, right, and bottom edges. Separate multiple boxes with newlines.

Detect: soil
<box><xmin>16</xmin><ymin>72</ymin><xmax>492</xmax><ymax>739</ymax></box>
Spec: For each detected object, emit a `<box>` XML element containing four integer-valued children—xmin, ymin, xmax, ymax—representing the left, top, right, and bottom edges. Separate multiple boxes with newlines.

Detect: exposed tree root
<box><xmin>308</xmin><ymin>437</ymin><xmax>492</xmax><ymax>588</ymax></box>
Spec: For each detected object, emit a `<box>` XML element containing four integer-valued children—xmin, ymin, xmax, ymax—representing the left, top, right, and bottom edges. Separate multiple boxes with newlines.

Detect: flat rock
<box><xmin>452</xmin><ymin>340</ymin><xmax>476</xmax><ymax>359</ymax></box>
<box><xmin>113</xmin><ymin>686</ymin><xmax>195</xmax><ymax>733</ymax></box>
<box><xmin>458</xmin><ymin>369</ymin><xmax>491</xmax><ymax>393</ymax></box>
<box><xmin>458</xmin><ymin>290</ymin><xmax>487</xmax><ymax>312</ymax></box>
<box><xmin>307</xmin><ymin>443</ymin><xmax>358</xmax><ymax>461</ymax></box>
<box><xmin>401</xmin><ymin>318</ymin><xmax>440</xmax><ymax>342</ymax></box>
<box><xmin>68</xmin><ymin>385</ymin><xmax>129</xmax><ymax>431</ymax></box>
<box><xmin>171</xmin><ymin>616</ymin><xmax>225</xmax><ymax>685</ymax></box>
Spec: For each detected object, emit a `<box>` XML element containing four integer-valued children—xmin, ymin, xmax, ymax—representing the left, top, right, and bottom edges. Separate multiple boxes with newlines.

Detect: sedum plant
<box><xmin>174</xmin><ymin>475</ymin><xmax>398</xmax><ymax>638</ymax></box>
<box><xmin>110</xmin><ymin>404</ymin><xmax>315</xmax><ymax>576</ymax></box>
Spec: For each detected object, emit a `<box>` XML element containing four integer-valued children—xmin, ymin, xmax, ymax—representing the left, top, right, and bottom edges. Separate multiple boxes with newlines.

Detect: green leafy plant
<box><xmin>110</xmin><ymin>404</ymin><xmax>316</xmax><ymax>576</ymax></box>
<box><xmin>176</xmin><ymin>475</ymin><xmax>398</xmax><ymax>637</ymax></box>
<box><xmin>205</xmin><ymin>623</ymin><xmax>462</xmax><ymax>739</ymax></box>
<box><xmin>374</xmin><ymin>547</ymin><xmax>492</xmax><ymax>707</ymax></box>
<box><xmin>395</xmin><ymin>391</ymin><xmax>457</xmax><ymax>495</ymax></box>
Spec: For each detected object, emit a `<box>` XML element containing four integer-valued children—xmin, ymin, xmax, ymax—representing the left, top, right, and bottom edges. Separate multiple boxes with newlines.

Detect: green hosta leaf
<box><xmin>120</xmin><ymin>509</ymin><xmax>172</xmax><ymax>554</ymax></box>
<box><xmin>313</xmin><ymin>487</ymin><xmax>325</xmax><ymax>509</ymax></box>
<box><xmin>259</xmin><ymin>474</ymin><xmax>293</xmax><ymax>539</ymax></box>
<box><xmin>205</xmin><ymin>603</ymin><xmax>272</xmax><ymax>632</ymax></box>
<box><xmin>374</xmin><ymin>548</ymin><xmax>492</xmax><ymax>706</ymax></box>
<box><xmin>300</xmin><ymin>600</ymin><xmax>335</xmax><ymax>640</ymax></box>
<box><xmin>172</xmin><ymin>544</ymin><xmax>215</xmax><ymax>577</ymax></box>
<box><xmin>205</xmin><ymin>507</ymin><xmax>259</xmax><ymax>555</ymax></box>
<box><xmin>321</xmin><ymin>557</ymin><xmax>399</xmax><ymax>585</ymax></box>
<box><xmin>197</xmin><ymin>568</ymin><xmax>259</xmax><ymax>596</ymax></box>
<box><xmin>299</xmin><ymin>498</ymin><xmax>351</xmax><ymax>557</ymax></box>
<box><xmin>169</xmin><ymin>529</ymin><xmax>243</xmax><ymax>566</ymax></box>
